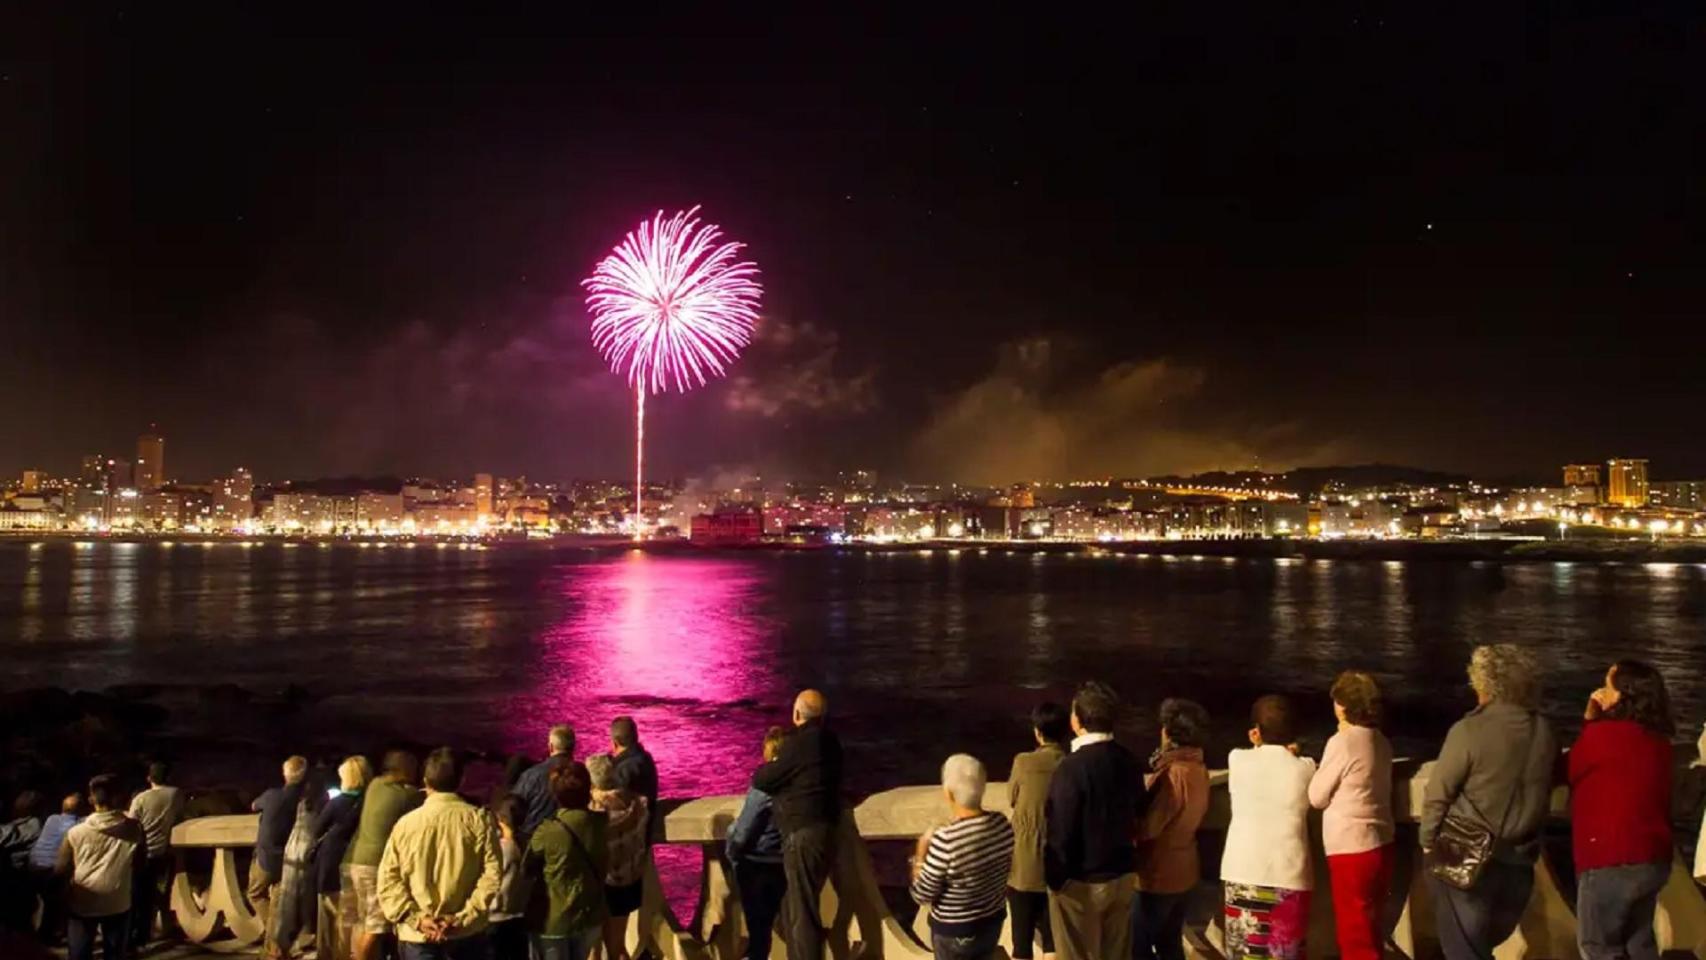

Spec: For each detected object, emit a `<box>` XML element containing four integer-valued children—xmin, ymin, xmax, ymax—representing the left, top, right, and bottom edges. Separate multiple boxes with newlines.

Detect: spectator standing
<box><xmin>349</xmin><ymin>750</ymin><xmax>422</xmax><ymax>960</ymax></box>
<box><xmin>588</xmin><ymin>754</ymin><xmax>649</xmax><ymax>960</ymax></box>
<box><xmin>250</xmin><ymin>757</ymin><xmax>309</xmax><ymax>935</ymax></box>
<box><xmin>1222</xmin><ymin>695</ymin><xmax>1317</xmax><ymax>960</ymax></box>
<box><xmin>57</xmin><ymin>775</ymin><xmax>144</xmax><ymax>960</ymax></box>
<box><xmin>1673</xmin><ymin>723</ymin><xmax>1706</xmax><ymax>876</ymax></box>
<box><xmin>1309</xmin><ymin>672</ymin><xmax>1395</xmax><ymax>960</ymax></box>
<box><xmin>726</xmin><ymin>727</ymin><xmax>788</xmax><ymax>960</ymax></box>
<box><xmin>312</xmin><ymin>756</ymin><xmax>371</xmax><ymax>960</ymax></box>
<box><xmin>489</xmin><ymin>795</ymin><xmax>531</xmax><ymax>960</ymax></box>
<box><xmin>1132</xmin><ymin>699</ymin><xmax>1211</xmax><ymax>960</ymax></box>
<box><xmin>127</xmin><ymin>761</ymin><xmax>186</xmax><ymax>950</ymax></box>
<box><xmin>524</xmin><ymin>763</ymin><xmax>609</xmax><ymax>960</ymax></box>
<box><xmin>751</xmin><ymin>689</ymin><xmax>845</xmax><ymax>960</ymax></box>
<box><xmin>609</xmin><ymin>718</ymin><xmax>660</xmax><ymax>828</ymax></box>
<box><xmin>514</xmin><ymin>726</ymin><xmax>576</xmax><ymax>835</ymax></box>
<box><xmin>1042</xmin><ymin>681</ymin><xmax>1141</xmax><ymax>960</ymax></box>
<box><xmin>268</xmin><ymin>768</ymin><xmax>327</xmax><ymax>959</ymax></box>
<box><xmin>28</xmin><ymin>793</ymin><xmax>84</xmax><ymax>944</ymax></box>
<box><xmin>909</xmin><ymin>754</ymin><xmax>1015</xmax><ymax>960</ymax></box>
<box><xmin>0</xmin><ymin>791</ymin><xmax>42</xmax><ymax>934</ymax></box>
<box><xmin>1421</xmin><ymin>645</ymin><xmax>1557</xmax><ymax>960</ymax></box>
<box><xmin>1570</xmin><ymin>660</ymin><xmax>1676</xmax><ymax>960</ymax></box>
<box><xmin>377</xmin><ymin>748</ymin><xmax>502</xmax><ymax>960</ymax></box>
<box><xmin>1006</xmin><ymin>703</ymin><xmax>1068</xmax><ymax>960</ymax></box>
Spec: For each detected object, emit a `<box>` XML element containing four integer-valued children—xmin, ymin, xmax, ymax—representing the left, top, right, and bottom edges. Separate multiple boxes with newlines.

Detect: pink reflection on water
<box><xmin>516</xmin><ymin>550</ymin><xmax>786</xmax><ymax>800</ymax></box>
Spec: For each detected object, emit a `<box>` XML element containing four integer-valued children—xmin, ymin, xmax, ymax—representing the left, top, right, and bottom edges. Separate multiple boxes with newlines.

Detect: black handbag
<box><xmin>1425</xmin><ymin>805</ymin><xmax>1495</xmax><ymax>890</ymax></box>
<box><xmin>1425</xmin><ymin>712</ymin><xmax>1544</xmax><ymax>891</ymax></box>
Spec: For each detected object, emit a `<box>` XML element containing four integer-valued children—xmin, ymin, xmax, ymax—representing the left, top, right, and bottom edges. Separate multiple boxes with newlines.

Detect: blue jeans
<box><xmin>530</xmin><ymin>927</ymin><xmax>600</xmax><ymax>960</ymax></box>
<box><xmin>930</xmin><ymin>915</ymin><xmax>1004</xmax><ymax>960</ymax></box>
<box><xmin>67</xmin><ymin>912</ymin><xmax>129</xmax><ymax>960</ymax></box>
<box><xmin>400</xmin><ymin>932</ymin><xmax>493</xmax><ymax>960</ymax></box>
<box><xmin>1428</xmin><ymin>860</ymin><xmax>1534</xmax><ymax>960</ymax></box>
<box><xmin>1577</xmin><ymin>861</ymin><xmax>1669</xmax><ymax>960</ymax></box>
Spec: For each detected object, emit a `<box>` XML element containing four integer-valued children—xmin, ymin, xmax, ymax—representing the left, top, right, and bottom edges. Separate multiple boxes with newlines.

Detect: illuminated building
<box><xmin>214</xmin><ymin>469</ymin><xmax>255</xmax><ymax>528</ymax></box>
<box><xmin>267</xmin><ymin>493</ymin><xmax>358</xmax><ymax>532</ymax></box>
<box><xmin>1650</xmin><ymin>480</ymin><xmax>1706</xmax><ymax>511</ymax></box>
<box><xmin>356</xmin><ymin>493</ymin><xmax>406</xmax><ymax>529</ymax></box>
<box><xmin>0</xmin><ymin>502</ymin><xmax>58</xmax><ymax>530</ymax></box>
<box><xmin>1562</xmin><ymin>463</ymin><xmax>1601</xmax><ymax>488</ymax></box>
<box><xmin>1606</xmin><ymin>459</ymin><xmax>1649</xmax><ymax>508</ymax></box>
<box><xmin>20</xmin><ymin>470</ymin><xmax>44</xmax><ymax>494</ymax></box>
<box><xmin>475</xmin><ymin>473</ymin><xmax>495</xmax><ymax>520</ymax></box>
<box><xmin>135</xmin><ymin>430</ymin><xmax>165</xmax><ymax>491</ymax></box>
<box><xmin>691</xmin><ymin>509</ymin><xmax>763</xmax><ymax>544</ymax></box>
<box><xmin>763</xmin><ymin>503</ymin><xmax>847</xmax><ymax>535</ymax></box>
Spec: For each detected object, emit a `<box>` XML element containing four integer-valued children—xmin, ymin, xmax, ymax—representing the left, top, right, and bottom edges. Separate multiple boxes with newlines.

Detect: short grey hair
<box><xmin>283</xmin><ymin>756</ymin><xmax>309</xmax><ymax>784</ymax></box>
<box><xmin>548</xmin><ymin>725</ymin><xmax>575</xmax><ymax>755</ymax></box>
<box><xmin>940</xmin><ymin>754</ymin><xmax>987</xmax><ymax>809</ymax></box>
<box><xmin>1468</xmin><ymin>644</ymin><xmax>1541</xmax><ymax>709</ymax></box>
<box><xmin>586</xmin><ymin>753</ymin><xmax>618</xmax><ymax>791</ymax></box>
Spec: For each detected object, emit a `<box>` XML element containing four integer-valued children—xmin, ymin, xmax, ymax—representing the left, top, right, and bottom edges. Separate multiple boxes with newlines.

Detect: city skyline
<box><xmin>4</xmin><ymin>9</ymin><xmax>1703</xmax><ymax>482</ymax></box>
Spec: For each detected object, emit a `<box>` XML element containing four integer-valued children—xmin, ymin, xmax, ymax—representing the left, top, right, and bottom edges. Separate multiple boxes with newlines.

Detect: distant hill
<box><xmin>1153</xmin><ymin>463</ymin><xmax>1471</xmax><ymax>495</ymax></box>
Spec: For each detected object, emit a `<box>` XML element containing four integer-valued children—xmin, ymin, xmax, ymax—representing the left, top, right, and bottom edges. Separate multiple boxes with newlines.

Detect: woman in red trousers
<box><xmin>1308</xmin><ymin>671</ymin><xmax>1395</xmax><ymax>960</ymax></box>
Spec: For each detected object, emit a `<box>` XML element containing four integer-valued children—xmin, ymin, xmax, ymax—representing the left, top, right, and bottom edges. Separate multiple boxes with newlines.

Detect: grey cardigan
<box><xmin>1421</xmin><ymin>701</ymin><xmax>1557</xmax><ymax>863</ymax></box>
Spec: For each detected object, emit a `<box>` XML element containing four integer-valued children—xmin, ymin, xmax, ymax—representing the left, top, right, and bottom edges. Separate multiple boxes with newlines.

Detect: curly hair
<box><xmin>1606</xmin><ymin>659</ymin><xmax>1674</xmax><ymax>738</ymax></box>
<box><xmin>1331</xmin><ymin>671</ymin><xmax>1383</xmax><ymax>728</ymax></box>
<box><xmin>1468</xmin><ymin>644</ymin><xmax>1540</xmax><ymax>709</ymax></box>
<box><xmin>1159</xmin><ymin>698</ymin><xmax>1210</xmax><ymax>748</ymax></box>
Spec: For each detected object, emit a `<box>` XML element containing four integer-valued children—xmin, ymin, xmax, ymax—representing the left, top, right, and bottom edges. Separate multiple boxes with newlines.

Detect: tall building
<box><xmin>214</xmin><ymin>468</ymin><xmax>255</xmax><ymax>528</ymax></box>
<box><xmin>20</xmin><ymin>470</ymin><xmax>44</xmax><ymax>493</ymax></box>
<box><xmin>135</xmin><ymin>429</ymin><xmax>165</xmax><ymax>491</ymax></box>
<box><xmin>474</xmin><ymin>473</ymin><xmax>495</xmax><ymax>520</ymax></box>
<box><xmin>1650</xmin><ymin>480</ymin><xmax>1706</xmax><ymax>511</ymax></box>
<box><xmin>1562</xmin><ymin>463</ymin><xmax>1601</xmax><ymax>487</ymax></box>
<box><xmin>1606</xmin><ymin>458</ymin><xmax>1650</xmax><ymax>508</ymax></box>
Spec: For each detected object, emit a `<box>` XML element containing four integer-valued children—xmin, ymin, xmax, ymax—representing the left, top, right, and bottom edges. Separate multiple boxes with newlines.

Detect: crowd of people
<box><xmin>0</xmin><ymin>648</ymin><xmax>1699</xmax><ymax>960</ymax></box>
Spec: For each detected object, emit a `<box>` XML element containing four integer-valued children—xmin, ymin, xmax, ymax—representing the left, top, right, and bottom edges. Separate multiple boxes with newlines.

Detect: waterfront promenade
<box><xmin>119</xmin><ymin>759</ymin><xmax>1706</xmax><ymax>959</ymax></box>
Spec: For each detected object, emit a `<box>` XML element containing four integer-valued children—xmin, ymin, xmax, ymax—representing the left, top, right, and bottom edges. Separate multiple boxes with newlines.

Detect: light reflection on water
<box><xmin>0</xmin><ymin>541</ymin><xmax>1704</xmax><ymax>795</ymax></box>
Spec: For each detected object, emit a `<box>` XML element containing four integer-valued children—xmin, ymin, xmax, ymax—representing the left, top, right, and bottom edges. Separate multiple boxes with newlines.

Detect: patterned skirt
<box><xmin>1223</xmin><ymin>882</ymin><xmax>1311</xmax><ymax>960</ymax></box>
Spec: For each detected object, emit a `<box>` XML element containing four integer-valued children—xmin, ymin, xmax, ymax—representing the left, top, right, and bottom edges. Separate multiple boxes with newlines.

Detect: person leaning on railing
<box><xmin>1005</xmin><ymin>702</ymin><xmax>1069</xmax><ymax>960</ymax></box>
<box><xmin>1308</xmin><ymin>671</ymin><xmax>1395</xmax><ymax>960</ymax></box>
<box><xmin>1131</xmin><ymin>698</ymin><xmax>1210</xmax><ymax>960</ymax></box>
<box><xmin>909</xmin><ymin>754</ymin><xmax>1015</xmax><ymax>960</ymax></box>
<box><xmin>726</xmin><ymin>726</ymin><xmax>788</xmax><ymax>960</ymax></box>
<box><xmin>1420</xmin><ymin>644</ymin><xmax>1557</xmax><ymax>960</ymax></box>
<box><xmin>1569</xmin><ymin>659</ymin><xmax>1676</xmax><ymax>960</ymax></box>
<box><xmin>1221</xmin><ymin>695</ymin><xmax>1316</xmax><ymax>960</ymax></box>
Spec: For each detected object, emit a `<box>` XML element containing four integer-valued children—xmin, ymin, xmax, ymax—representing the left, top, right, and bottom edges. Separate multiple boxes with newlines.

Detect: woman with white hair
<box><xmin>909</xmin><ymin>754</ymin><xmax>1015</xmax><ymax>960</ymax></box>
<box><xmin>1421</xmin><ymin>644</ymin><xmax>1558</xmax><ymax>960</ymax></box>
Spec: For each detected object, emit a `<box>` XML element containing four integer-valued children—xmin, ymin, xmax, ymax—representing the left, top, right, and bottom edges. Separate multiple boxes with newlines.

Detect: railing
<box><xmin>169</xmin><ymin>763</ymin><xmax>1706</xmax><ymax>958</ymax></box>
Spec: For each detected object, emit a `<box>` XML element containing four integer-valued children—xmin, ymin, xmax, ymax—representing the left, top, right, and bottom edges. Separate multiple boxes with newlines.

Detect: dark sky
<box><xmin>3</xmin><ymin>7</ymin><xmax>1701</xmax><ymax>485</ymax></box>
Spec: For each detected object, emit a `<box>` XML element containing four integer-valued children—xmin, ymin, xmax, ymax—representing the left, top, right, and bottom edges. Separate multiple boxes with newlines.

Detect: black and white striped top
<box><xmin>909</xmin><ymin>811</ymin><xmax>1015</xmax><ymax>932</ymax></box>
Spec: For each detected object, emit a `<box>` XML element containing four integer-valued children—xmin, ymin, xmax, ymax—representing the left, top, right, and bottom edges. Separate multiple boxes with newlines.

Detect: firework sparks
<box><xmin>584</xmin><ymin>206</ymin><xmax>763</xmax><ymax>395</ymax></box>
<box><xmin>584</xmin><ymin>207</ymin><xmax>762</xmax><ymax>538</ymax></box>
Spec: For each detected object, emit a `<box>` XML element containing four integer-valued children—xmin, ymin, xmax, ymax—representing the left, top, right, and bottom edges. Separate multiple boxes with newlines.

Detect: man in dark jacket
<box><xmin>610</xmin><ymin>716</ymin><xmax>660</xmax><ymax>827</ymax></box>
<box><xmin>249</xmin><ymin>756</ymin><xmax>308</xmax><ymax>934</ymax></box>
<box><xmin>513</xmin><ymin>725</ymin><xmax>575</xmax><ymax>834</ymax></box>
<box><xmin>1043</xmin><ymin>682</ymin><xmax>1142</xmax><ymax>960</ymax></box>
<box><xmin>751</xmin><ymin>690</ymin><xmax>843</xmax><ymax>960</ymax></box>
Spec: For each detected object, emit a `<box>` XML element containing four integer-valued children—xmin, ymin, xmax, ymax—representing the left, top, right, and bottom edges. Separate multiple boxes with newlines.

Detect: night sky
<box><xmin>3</xmin><ymin>7</ymin><xmax>1701</xmax><ymax>485</ymax></box>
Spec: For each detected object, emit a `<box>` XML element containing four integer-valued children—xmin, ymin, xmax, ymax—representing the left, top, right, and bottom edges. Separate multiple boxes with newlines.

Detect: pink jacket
<box><xmin>1308</xmin><ymin>725</ymin><xmax>1394</xmax><ymax>856</ymax></box>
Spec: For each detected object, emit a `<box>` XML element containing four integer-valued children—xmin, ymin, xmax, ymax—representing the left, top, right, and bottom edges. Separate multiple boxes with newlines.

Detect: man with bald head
<box><xmin>752</xmin><ymin>689</ymin><xmax>844</xmax><ymax>960</ymax></box>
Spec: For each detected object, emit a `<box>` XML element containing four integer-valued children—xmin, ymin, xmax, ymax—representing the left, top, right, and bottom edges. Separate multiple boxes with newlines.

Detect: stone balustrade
<box><xmin>168</xmin><ymin>764</ymin><xmax>1706</xmax><ymax>958</ymax></box>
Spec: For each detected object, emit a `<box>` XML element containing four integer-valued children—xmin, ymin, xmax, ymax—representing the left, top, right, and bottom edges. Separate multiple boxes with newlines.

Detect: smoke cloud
<box><xmin>908</xmin><ymin>338</ymin><xmax>1342</xmax><ymax>483</ymax></box>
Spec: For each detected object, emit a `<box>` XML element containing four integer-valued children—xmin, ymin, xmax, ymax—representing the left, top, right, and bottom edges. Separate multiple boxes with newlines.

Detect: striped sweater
<box><xmin>909</xmin><ymin>811</ymin><xmax>1014</xmax><ymax>933</ymax></box>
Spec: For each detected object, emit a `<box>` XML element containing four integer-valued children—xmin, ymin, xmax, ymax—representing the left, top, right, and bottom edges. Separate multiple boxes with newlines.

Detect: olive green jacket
<box><xmin>525</xmin><ymin>808</ymin><xmax>609</xmax><ymax>937</ymax></box>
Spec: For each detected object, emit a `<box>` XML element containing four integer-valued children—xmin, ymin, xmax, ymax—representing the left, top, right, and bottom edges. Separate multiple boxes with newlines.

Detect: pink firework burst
<box><xmin>583</xmin><ymin>206</ymin><xmax>763</xmax><ymax>395</ymax></box>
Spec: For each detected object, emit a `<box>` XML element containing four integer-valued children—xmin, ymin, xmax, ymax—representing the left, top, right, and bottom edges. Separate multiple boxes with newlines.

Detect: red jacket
<box><xmin>1568</xmin><ymin>718</ymin><xmax>1673</xmax><ymax>872</ymax></box>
